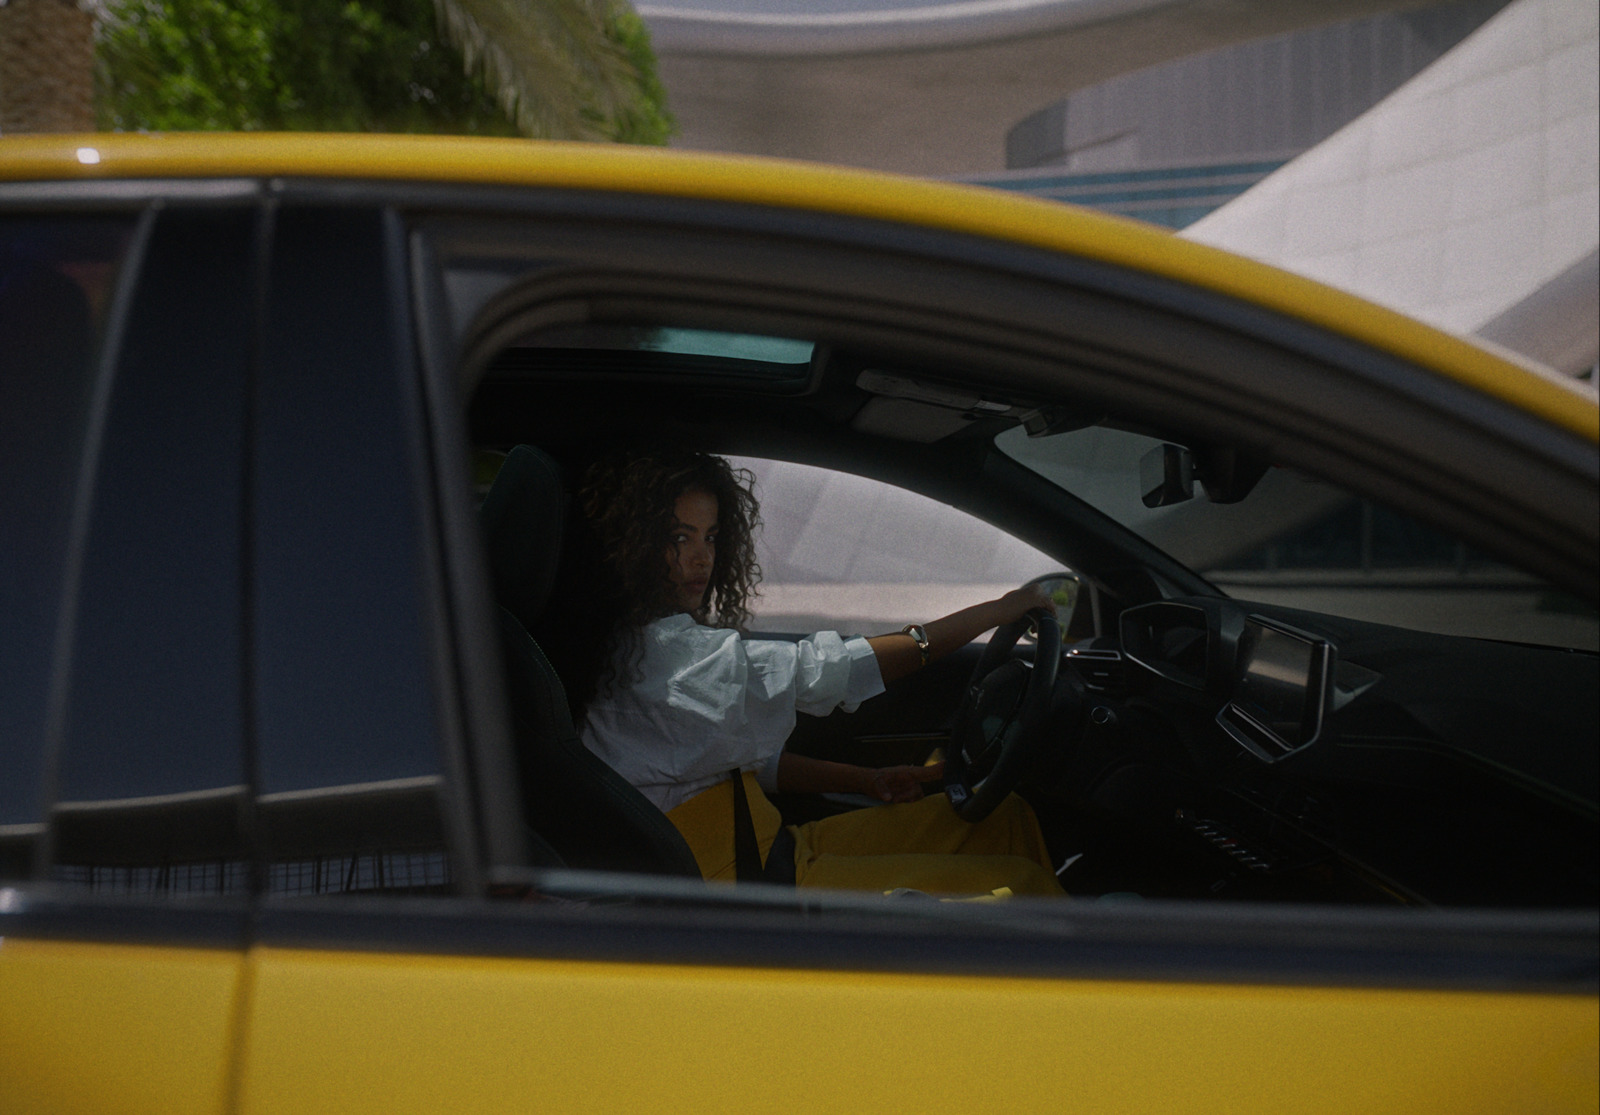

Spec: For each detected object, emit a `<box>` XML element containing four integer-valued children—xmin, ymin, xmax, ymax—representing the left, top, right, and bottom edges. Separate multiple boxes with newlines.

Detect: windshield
<box><xmin>996</xmin><ymin>425</ymin><xmax>1598</xmax><ymax>651</ymax></box>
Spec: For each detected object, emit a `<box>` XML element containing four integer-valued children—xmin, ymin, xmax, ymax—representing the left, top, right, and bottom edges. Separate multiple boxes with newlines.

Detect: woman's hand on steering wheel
<box><xmin>995</xmin><ymin>583</ymin><xmax>1058</xmax><ymax>624</ymax></box>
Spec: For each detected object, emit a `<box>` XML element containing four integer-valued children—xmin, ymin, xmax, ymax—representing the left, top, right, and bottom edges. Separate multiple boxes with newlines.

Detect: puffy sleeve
<box><xmin>581</xmin><ymin>618</ymin><xmax>884</xmax><ymax>810</ymax></box>
<box><xmin>749</xmin><ymin>630</ymin><xmax>885</xmax><ymax>716</ymax></box>
<box><xmin>750</xmin><ymin>633</ymin><xmax>884</xmax><ymax>786</ymax></box>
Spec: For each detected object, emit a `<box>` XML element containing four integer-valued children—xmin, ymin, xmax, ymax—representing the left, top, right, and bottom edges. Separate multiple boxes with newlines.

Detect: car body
<box><xmin>1</xmin><ymin>132</ymin><xmax>1596</xmax><ymax>1115</ymax></box>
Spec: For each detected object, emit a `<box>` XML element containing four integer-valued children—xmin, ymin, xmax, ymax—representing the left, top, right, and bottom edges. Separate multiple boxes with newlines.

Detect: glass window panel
<box><xmin>524</xmin><ymin>324</ymin><xmax>813</xmax><ymax>365</ymax></box>
<box><xmin>48</xmin><ymin>208</ymin><xmax>255</xmax><ymax>895</ymax></box>
<box><xmin>730</xmin><ymin>457</ymin><xmax>1061</xmax><ymax>635</ymax></box>
<box><xmin>0</xmin><ymin>215</ymin><xmax>137</xmax><ymax>878</ymax></box>
<box><xmin>996</xmin><ymin>425</ymin><xmax>1598</xmax><ymax>650</ymax></box>
<box><xmin>253</xmin><ymin>206</ymin><xmax>444</xmax><ymax>795</ymax></box>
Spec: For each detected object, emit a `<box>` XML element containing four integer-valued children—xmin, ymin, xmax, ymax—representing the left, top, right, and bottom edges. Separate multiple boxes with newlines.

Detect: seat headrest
<box><xmin>479</xmin><ymin>444</ymin><xmax>566</xmax><ymax>631</ymax></box>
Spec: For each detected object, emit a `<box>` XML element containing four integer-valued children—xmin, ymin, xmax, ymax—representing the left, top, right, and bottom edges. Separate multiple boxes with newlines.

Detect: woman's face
<box><xmin>666</xmin><ymin>488</ymin><xmax>718</xmax><ymax>613</ymax></box>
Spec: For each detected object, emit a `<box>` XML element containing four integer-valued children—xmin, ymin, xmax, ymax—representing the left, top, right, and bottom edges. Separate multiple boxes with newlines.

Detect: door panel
<box><xmin>236</xmin><ymin>945</ymin><xmax>1596</xmax><ymax>1115</ymax></box>
<box><xmin>0</xmin><ymin>939</ymin><xmax>243</xmax><ymax>1115</ymax></box>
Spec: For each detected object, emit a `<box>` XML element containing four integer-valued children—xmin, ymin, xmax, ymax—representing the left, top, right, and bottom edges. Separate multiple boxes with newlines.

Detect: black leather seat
<box><xmin>479</xmin><ymin>445</ymin><xmax>702</xmax><ymax>877</ymax></box>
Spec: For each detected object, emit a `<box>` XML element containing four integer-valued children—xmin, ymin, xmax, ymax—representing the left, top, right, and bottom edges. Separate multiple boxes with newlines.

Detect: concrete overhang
<box><xmin>1477</xmin><ymin>251</ymin><xmax>1600</xmax><ymax>380</ymax></box>
<box><xmin>639</xmin><ymin>0</ymin><xmax>1433</xmax><ymax>174</ymax></box>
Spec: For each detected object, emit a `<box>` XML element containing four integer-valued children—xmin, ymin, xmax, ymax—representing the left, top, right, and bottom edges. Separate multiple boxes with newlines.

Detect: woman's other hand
<box><xmin>776</xmin><ymin>752</ymin><xmax>945</xmax><ymax>801</ymax></box>
<box><xmin>869</xmin><ymin>761</ymin><xmax>946</xmax><ymax>803</ymax></box>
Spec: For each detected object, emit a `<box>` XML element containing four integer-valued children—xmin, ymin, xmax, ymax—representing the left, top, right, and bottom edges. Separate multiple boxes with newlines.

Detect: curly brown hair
<box><xmin>533</xmin><ymin>448</ymin><xmax>763</xmax><ymax>719</ymax></box>
<box><xmin>581</xmin><ymin>449</ymin><xmax>762</xmax><ymax>631</ymax></box>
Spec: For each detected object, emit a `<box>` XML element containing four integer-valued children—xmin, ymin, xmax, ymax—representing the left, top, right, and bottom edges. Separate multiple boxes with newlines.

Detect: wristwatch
<box><xmin>901</xmin><ymin>623</ymin><xmax>932</xmax><ymax>667</ymax></box>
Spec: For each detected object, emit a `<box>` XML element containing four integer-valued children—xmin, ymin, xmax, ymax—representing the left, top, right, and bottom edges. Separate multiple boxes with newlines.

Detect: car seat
<box><xmin>479</xmin><ymin>444</ymin><xmax>702</xmax><ymax>877</ymax></box>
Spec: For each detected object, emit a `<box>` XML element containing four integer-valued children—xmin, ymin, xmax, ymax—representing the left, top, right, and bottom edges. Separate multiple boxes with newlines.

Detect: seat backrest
<box><xmin>480</xmin><ymin>446</ymin><xmax>701</xmax><ymax>877</ymax></box>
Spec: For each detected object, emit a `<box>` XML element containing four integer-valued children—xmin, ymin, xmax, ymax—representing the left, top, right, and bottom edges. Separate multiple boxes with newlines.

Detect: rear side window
<box><xmin>4</xmin><ymin>205</ymin><xmax>462</xmax><ymax>897</ymax></box>
<box><xmin>251</xmin><ymin>206</ymin><xmax>456</xmax><ymax>897</ymax></box>
<box><xmin>45</xmin><ymin>207</ymin><xmax>256</xmax><ymax>895</ymax></box>
<box><xmin>0</xmin><ymin>215</ymin><xmax>137</xmax><ymax>881</ymax></box>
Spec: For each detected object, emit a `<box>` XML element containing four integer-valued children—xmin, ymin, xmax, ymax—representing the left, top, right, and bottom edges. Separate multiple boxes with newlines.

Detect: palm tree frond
<box><xmin>432</xmin><ymin>0</ymin><xmax>640</xmax><ymax>139</ymax></box>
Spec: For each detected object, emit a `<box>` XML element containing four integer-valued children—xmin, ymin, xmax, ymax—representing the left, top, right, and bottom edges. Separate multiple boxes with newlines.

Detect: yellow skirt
<box><xmin>665</xmin><ymin>773</ymin><xmax>1064</xmax><ymax>898</ymax></box>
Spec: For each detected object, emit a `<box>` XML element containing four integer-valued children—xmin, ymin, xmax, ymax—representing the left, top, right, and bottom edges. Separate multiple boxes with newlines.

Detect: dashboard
<box><xmin>1058</xmin><ymin>596</ymin><xmax>1599</xmax><ymax>908</ymax></box>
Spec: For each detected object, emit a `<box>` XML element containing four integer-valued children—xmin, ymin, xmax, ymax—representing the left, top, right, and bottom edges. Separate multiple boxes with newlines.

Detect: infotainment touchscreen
<box><xmin>1218</xmin><ymin>616</ymin><xmax>1331</xmax><ymax>759</ymax></box>
<box><xmin>1234</xmin><ymin>622</ymin><xmax>1313</xmax><ymax>745</ymax></box>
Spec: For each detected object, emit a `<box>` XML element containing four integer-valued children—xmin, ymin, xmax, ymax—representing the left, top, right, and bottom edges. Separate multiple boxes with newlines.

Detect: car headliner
<box><xmin>4</xmin><ymin>133</ymin><xmax>1595</xmax><ymax>443</ymax></box>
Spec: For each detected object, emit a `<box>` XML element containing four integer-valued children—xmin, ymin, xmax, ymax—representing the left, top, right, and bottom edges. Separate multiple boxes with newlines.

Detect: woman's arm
<box><xmin>866</xmin><ymin>583</ymin><xmax>1055</xmax><ymax>686</ymax></box>
<box><xmin>775</xmin><ymin>751</ymin><xmax>945</xmax><ymax>803</ymax></box>
<box><xmin>770</xmin><ymin>583</ymin><xmax>1051</xmax><ymax>802</ymax></box>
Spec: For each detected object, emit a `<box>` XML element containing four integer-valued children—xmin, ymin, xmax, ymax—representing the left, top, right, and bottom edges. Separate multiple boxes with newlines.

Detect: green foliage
<box><xmin>96</xmin><ymin>0</ymin><xmax>672</xmax><ymax>142</ymax></box>
<box><xmin>598</xmin><ymin>7</ymin><xmax>671</xmax><ymax>145</ymax></box>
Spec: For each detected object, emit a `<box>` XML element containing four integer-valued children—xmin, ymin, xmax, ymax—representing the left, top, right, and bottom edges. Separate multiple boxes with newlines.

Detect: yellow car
<box><xmin>1</xmin><ymin>133</ymin><xmax>1595</xmax><ymax>1115</ymax></box>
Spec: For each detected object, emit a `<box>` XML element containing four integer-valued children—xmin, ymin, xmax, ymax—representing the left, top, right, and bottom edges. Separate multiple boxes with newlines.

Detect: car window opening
<box><xmin>464</xmin><ymin>310</ymin><xmax>1597</xmax><ymax>915</ymax></box>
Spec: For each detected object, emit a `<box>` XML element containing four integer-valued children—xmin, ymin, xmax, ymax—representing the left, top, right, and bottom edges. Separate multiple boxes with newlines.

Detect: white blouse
<box><xmin>580</xmin><ymin>614</ymin><xmax>886</xmax><ymax>813</ymax></box>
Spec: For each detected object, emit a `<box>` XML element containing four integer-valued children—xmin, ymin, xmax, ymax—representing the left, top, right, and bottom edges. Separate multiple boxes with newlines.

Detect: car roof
<box><xmin>4</xmin><ymin>132</ymin><xmax>1595</xmax><ymax>443</ymax></box>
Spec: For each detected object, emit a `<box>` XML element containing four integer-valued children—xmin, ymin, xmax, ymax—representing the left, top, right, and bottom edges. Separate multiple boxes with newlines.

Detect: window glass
<box><xmin>526</xmin><ymin>325</ymin><xmax>813</xmax><ymax>365</ymax></box>
<box><xmin>253</xmin><ymin>207</ymin><xmax>454</xmax><ymax>897</ymax></box>
<box><xmin>995</xmin><ymin>425</ymin><xmax>1599</xmax><ymax>650</ymax></box>
<box><xmin>254</xmin><ymin>206</ymin><xmax>444</xmax><ymax>795</ymax></box>
<box><xmin>0</xmin><ymin>215</ymin><xmax>136</xmax><ymax>879</ymax></box>
<box><xmin>49</xmin><ymin>207</ymin><xmax>254</xmax><ymax>894</ymax></box>
<box><xmin>729</xmin><ymin>457</ymin><xmax>1061</xmax><ymax>635</ymax></box>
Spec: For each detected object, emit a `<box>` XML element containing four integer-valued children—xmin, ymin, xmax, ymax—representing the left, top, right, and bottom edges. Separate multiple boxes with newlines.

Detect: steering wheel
<box><xmin>944</xmin><ymin>607</ymin><xmax>1062</xmax><ymax>822</ymax></box>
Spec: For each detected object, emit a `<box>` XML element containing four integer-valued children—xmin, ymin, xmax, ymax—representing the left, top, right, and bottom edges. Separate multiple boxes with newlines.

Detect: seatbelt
<box><xmin>729</xmin><ymin>769</ymin><xmax>764</xmax><ymax>882</ymax></box>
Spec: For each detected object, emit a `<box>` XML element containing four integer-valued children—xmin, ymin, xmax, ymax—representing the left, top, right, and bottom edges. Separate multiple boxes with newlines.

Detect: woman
<box><xmin>541</xmin><ymin>448</ymin><xmax>1064</xmax><ymax>896</ymax></box>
